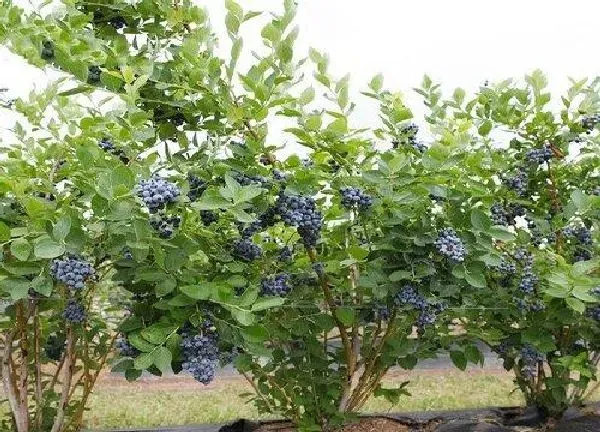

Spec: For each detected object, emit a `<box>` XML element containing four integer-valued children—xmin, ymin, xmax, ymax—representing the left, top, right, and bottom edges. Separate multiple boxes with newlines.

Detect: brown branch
<box><xmin>241</xmin><ymin>371</ymin><xmax>277</xmax><ymax>413</ymax></box>
<box><xmin>2</xmin><ymin>326</ymin><xmax>27</xmax><ymax>432</ymax></box>
<box><xmin>33</xmin><ymin>303</ymin><xmax>44</xmax><ymax>430</ymax></box>
<box><xmin>16</xmin><ymin>302</ymin><xmax>30</xmax><ymax>431</ymax></box>
<box><xmin>51</xmin><ymin>325</ymin><xmax>75</xmax><ymax>432</ymax></box>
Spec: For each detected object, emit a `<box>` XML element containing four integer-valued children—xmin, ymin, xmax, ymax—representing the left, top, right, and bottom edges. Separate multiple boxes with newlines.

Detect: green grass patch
<box><xmin>84</xmin><ymin>372</ymin><xmax>525</xmax><ymax>430</ymax></box>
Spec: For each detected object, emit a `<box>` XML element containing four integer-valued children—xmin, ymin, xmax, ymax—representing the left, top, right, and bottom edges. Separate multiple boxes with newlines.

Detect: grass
<box><xmin>3</xmin><ymin>370</ymin><xmax>597</xmax><ymax>430</ymax></box>
<box><xmin>84</xmin><ymin>371</ymin><xmax>525</xmax><ymax>430</ymax></box>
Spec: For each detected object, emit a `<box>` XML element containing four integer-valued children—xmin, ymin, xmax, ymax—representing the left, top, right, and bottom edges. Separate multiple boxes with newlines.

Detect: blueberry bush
<box><xmin>1</xmin><ymin>0</ymin><xmax>599</xmax><ymax>431</ymax></box>
<box><xmin>420</xmin><ymin>73</ymin><xmax>600</xmax><ymax>417</ymax></box>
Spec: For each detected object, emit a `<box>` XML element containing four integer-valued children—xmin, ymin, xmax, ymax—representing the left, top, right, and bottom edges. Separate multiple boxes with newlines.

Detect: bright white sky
<box><xmin>1</xmin><ymin>0</ymin><xmax>599</xmax><ymax>144</ymax></box>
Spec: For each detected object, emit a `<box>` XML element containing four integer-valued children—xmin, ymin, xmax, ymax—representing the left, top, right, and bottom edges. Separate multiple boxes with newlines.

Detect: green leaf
<box><xmin>471</xmin><ymin>209</ymin><xmax>491</xmax><ymax>231</ymax></box>
<box><xmin>465</xmin><ymin>271</ymin><xmax>487</xmax><ymax>288</ymax></box>
<box><xmin>450</xmin><ymin>350</ymin><xmax>467</xmax><ymax>371</ymax></box>
<box><xmin>180</xmin><ymin>284</ymin><xmax>213</xmax><ymax>300</ymax></box>
<box><xmin>369</xmin><ymin>73</ymin><xmax>384</xmax><ymax>92</ymax></box>
<box><xmin>30</xmin><ymin>275</ymin><xmax>52</xmax><ymax>297</ymax></box>
<box><xmin>33</xmin><ymin>236</ymin><xmax>65</xmax><ymax>259</ymax></box>
<box><xmin>488</xmin><ymin>226</ymin><xmax>515</xmax><ymax>241</ymax></box>
<box><xmin>478</xmin><ymin>120</ymin><xmax>492</xmax><ymax>136</ymax></box>
<box><xmin>251</xmin><ymin>297</ymin><xmax>285</xmax><ymax>312</ymax></box>
<box><xmin>141</xmin><ymin>323</ymin><xmax>177</xmax><ymax>345</ymax></box>
<box><xmin>335</xmin><ymin>307</ymin><xmax>355</xmax><ymax>326</ymax></box>
<box><xmin>153</xmin><ymin>346</ymin><xmax>172</xmax><ymax>374</ymax></box>
<box><xmin>389</xmin><ymin>270</ymin><xmax>412</xmax><ymax>282</ymax></box>
<box><xmin>10</xmin><ymin>238</ymin><xmax>31</xmax><ymax>261</ymax></box>
<box><xmin>229</xmin><ymin>308</ymin><xmax>255</xmax><ymax>326</ymax></box>
<box><xmin>0</xmin><ymin>222</ymin><xmax>10</xmax><ymax>241</ymax></box>
<box><xmin>134</xmin><ymin>351</ymin><xmax>156</xmax><ymax>370</ymax></box>
<box><xmin>566</xmin><ymin>297</ymin><xmax>585</xmax><ymax>314</ymax></box>
<box><xmin>52</xmin><ymin>216</ymin><xmax>71</xmax><ymax>241</ymax></box>
<box><xmin>0</xmin><ymin>278</ymin><xmax>30</xmax><ymax>300</ymax></box>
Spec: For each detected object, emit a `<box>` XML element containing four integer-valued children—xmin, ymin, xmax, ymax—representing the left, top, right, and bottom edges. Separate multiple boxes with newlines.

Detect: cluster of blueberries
<box><xmin>136</xmin><ymin>176</ymin><xmax>180</xmax><ymax>213</ymax></box>
<box><xmin>98</xmin><ymin>137</ymin><xmax>129</xmax><ymax>164</ymax></box>
<box><xmin>260</xmin><ymin>273</ymin><xmax>292</xmax><ymax>297</ymax></box>
<box><xmin>50</xmin><ymin>255</ymin><xmax>95</xmax><ymax>290</ymax></box>
<box><xmin>150</xmin><ymin>214</ymin><xmax>181</xmax><ymax>239</ymax></box>
<box><xmin>490</xmin><ymin>202</ymin><xmax>526</xmax><ymax>226</ymax></box>
<box><xmin>525</xmin><ymin>143</ymin><xmax>553</xmax><ymax>165</ymax></box>
<box><xmin>116</xmin><ymin>335</ymin><xmax>139</xmax><ymax>357</ymax></box>
<box><xmin>519</xmin><ymin>344</ymin><xmax>544</xmax><ymax>379</ymax></box>
<box><xmin>581</xmin><ymin>113</ymin><xmax>600</xmax><ymax>133</ymax></box>
<box><xmin>504</xmin><ymin>168</ymin><xmax>529</xmax><ymax>197</ymax></box>
<box><xmin>41</xmin><ymin>40</ymin><xmax>54</xmax><ymax>60</ymax></box>
<box><xmin>393</xmin><ymin>285</ymin><xmax>446</xmax><ymax>331</ymax></box>
<box><xmin>392</xmin><ymin>123</ymin><xmax>427</xmax><ymax>153</ymax></box>
<box><xmin>434</xmin><ymin>228</ymin><xmax>466</xmax><ymax>262</ymax></box>
<box><xmin>180</xmin><ymin>323</ymin><xmax>219</xmax><ymax>385</ymax></box>
<box><xmin>339</xmin><ymin>187</ymin><xmax>373</xmax><ymax>211</ymax></box>
<box><xmin>63</xmin><ymin>298</ymin><xmax>86</xmax><ymax>323</ymax></box>
<box><xmin>44</xmin><ymin>334</ymin><xmax>65</xmax><ymax>361</ymax></box>
<box><xmin>200</xmin><ymin>210</ymin><xmax>218</xmax><ymax>226</ymax></box>
<box><xmin>88</xmin><ymin>65</ymin><xmax>102</xmax><ymax>84</ymax></box>
<box><xmin>275</xmin><ymin>193</ymin><xmax>323</xmax><ymax>248</ymax></box>
<box><xmin>562</xmin><ymin>225</ymin><xmax>593</xmax><ymax>245</ymax></box>
<box><xmin>187</xmin><ymin>174</ymin><xmax>207</xmax><ymax>202</ymax></box>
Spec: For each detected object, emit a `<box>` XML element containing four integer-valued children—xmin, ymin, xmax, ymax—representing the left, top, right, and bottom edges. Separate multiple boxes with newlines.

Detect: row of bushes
<box><xmin>0</xmin><ymin>1</ymin><xmax>599</xmax><ymax>431</ymax></box>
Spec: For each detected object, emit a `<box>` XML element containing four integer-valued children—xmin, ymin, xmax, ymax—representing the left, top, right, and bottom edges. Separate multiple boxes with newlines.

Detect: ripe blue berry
<box><xmin>260</xmin><ymin>273</ymin><xmax>292</xmax><ymax>297</ymax></box>
<box><xmin>392</xmin><ymin>123</ymin><xmax>427</xmax><ymax>153</ymax></box>
<box><xmin>520</xmin><ymin>344</ymin><xmax>543</xmax><ymax>378</ymax></box>
<box><xmin>123</xmin><ymin>247</ymin><xmax>133</xmax><ymax>260</ymax></box>
<box><xmin>581</xmin><ymin>113</ymin><xmax>600</xmax><ymax>133</ymax></box>
<box><xmin>276</xmin><ymin>193</ymin><xmax>323</xmax><ymax>247</ymax></box>
<box><xmin>116</xmin><ymin>336</ymin><xmax>139</xmax><ymax>357</ymax></box>
<box><xmin>41</xmin><ymin>40</ymin><xmax>54</xmax><ymax>60</ymax></box>
<box><xmin>278</xmin><ymin>246</ymin><xmax>293</xmax><ymax>262</ymax></box>
<box><xmin>44</xmin><ymin>334</ymin><xmax>65</xmax><ymax>361</ymax></box>
<box><xmin>136</xmin><ymin>176</ymin><xmax>180</xmax><ymax>213</ymax></box>
<box><xmin>563</xmin><ymin>225</ymin><xmax>593</xmax><ymax>245</ymax></box>
<box><xmin>591</xmin><ymin>286</ymin><xmax>600</xmax><ymax>297</ymax></box>
<box><xmin>372</xmin><ymin>303</ymin><xmax>391</xmax><ymax>321</ymax></box>
<box><xmin>339</xmin><ymin>187</ymin><xmax>373</xmax><ymax>211</ymax></box>
<box><xmin>200</xmin><ymin>210</ymin><xmax>218</xmax><ymax>225</ymax></box>
<box><xmin>574</xmin><ymin>249</ymin><xmax>592</xmax><ymax>262</ymax></box>
<box><xmin>110</xmin><ymin>15</ymin><xmax>127</xmax><ymax>29</ymax></box>
<box><xmin>435</xmin><ymin>228</ymin><xmax>466</xmax><ymax>262</ymax></box>
<box><xmin>233</xmin><ymin>239</ymin><xmax>262</xmax><ymax>262</ymax></box>
<box><xmin>187</xmin><ymin>174</ymin><xmax>207</xmax><ymax>202</ymax></box>
<box><xmin>525</xmin><ymin>143</ymin><xmax>553</xmax><ymax>164</ymax></box>
<box><xmin>504</xmin><ymin>168</ymin><xmax>528</xmax><ymax>196</ymax></box>
<box><xmin>497</xmin><ymin>258</ymin><xmax>516</xmax><ymax>275</ymax></box>
<box><xmin>180</xmin><ymin>330</ymin><xmax>219</xmax><ymax>385</ymax></box>
<box><xmin>88</xmin><ymin>65</ymin><xmax>101</xmax><ymax>84</ymax></box>
<box><xmin>63</xmin><ymin>298</ymin><xmax>86</xmax><ymax>323</ymax></box>
<box><xmin>50</xmin><ymin>255</ymin><xmax>95</xmax><ymax>290</ymax></box>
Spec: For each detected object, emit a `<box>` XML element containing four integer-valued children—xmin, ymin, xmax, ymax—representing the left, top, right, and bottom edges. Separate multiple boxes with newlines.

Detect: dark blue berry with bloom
<box><xmin>187</xmin><ymin>174</ymin><xmax>207</xmax><ymax>202</ymax></box>
<box><xmin>50</xmin><ymin>255</ymin><xmax>95</xmax><ymax>290</ymax></box>
<box><xmin>278</xmin><ymin>246</ymin><xmax>293</xmax><ymax>262</ymax></box>
<box><xmin>581</xmin><ymin>113</ymin><xmax>600</xmax><ymax>133</ymax></box>
<box><xmin>150</xmin><ymin>215</ymin><xmax>181</xmax><ymax>239</ymax></box>
<box><xmin>394</xmin><ymin>285</ymin><xmax>427</xmax><ymax>310</ymax></box>
<box><xmin>116</xmin><ymin>336</ymin><xmax>139</xmax><ymax>357</ymax></box>
<box><xmin>136</xmin><ymin>176</ymin><xmax>180</xmax><ymax>213</ymax></box>
<box><xmin>200</xmin><ymin>210</ymin><xmax>218</xmax><ymax>225</ymax></box>
<box><xmin>233</xmin><ymin>239</ymin><xmax>262</xmax><ymax>261</ymax></box>
<box><xmin>63</xmin><ymin>298</ymin><xmax>86</xmax><ymax>323</ymax></box>
<box><xmin>435</xmin><ymin>228</ymin><xmax>466</xmax><ymax>262</ymax></box>
<box><xmin>504</xmin><ymin>168</ymin><xmax>528</xmax><ymax>196</ymax></box>
<box><xmin>339</xmin><ymin>187</ymin><xmax>373</xmax><ymax>211</ymax></box>
<box><xmin>276</xmin><ymin>193</ymin><xmax>323</xmax><ymax>247</ymax></box>
<box><xmin>520</xmin><ymin>344</ymin><xmax>544</xmax><ymax>378</ymax></box>
<box><xmin>563</xmin><ymin>225</ymin><xmax>593</xmax><ymax>245</ymax></box>
<box><xmin>180</xmin><ymin>330</ymin><xmax>219</xmax><ymax>385</ymax></box>
<box><xmin>525</xmin><ymin>143</ymin><xmax>553</xmax><ymax>164</ymax></box>
<box><xmin>261</xmin><ymin>273</ymin><xmax>292</xmax><ymax>297</ymax></box>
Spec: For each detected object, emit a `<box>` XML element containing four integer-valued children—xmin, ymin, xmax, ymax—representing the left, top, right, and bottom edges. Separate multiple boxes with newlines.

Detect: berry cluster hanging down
<box><xmin>136</xmin><ymin>176</ymin><xmax>180</xmax><ymax>213</ymax></box>
<box><xmin>339</xmin><ymin>187</ymin><xmax>373</xmax><ymax>211</ymax></box>
<box><xmin>520</xmin><ymin>344</ymin><xmax>544</xmax><ymax>378</ymax></box>
<box><xmin>393</xmin><ymin>285</ymin><xmax>445</xmax><ymax>331</ymax></box>
<box><xmin>63</xmin><ymin>298</ymin><xmax>86</xmax><ymax>323</ymax></box>
<box><xmin>525</xmin><ymin>143</ymin><xmax>553</xmax><ymax>164</ymax></box>
<box><xmin>116</xmin><ymin>335</ymin><xmax>139</xmax><ymax>357</ymax></box>
<box><xmin>180</xmin><ymin>326</ymin><xmax>219</xmax><ymax>385</ymax></box>
<box><xmin>276</xmin><ymin>193</ymin><xmax>323</xmax><ymax>247</ymax></box>
<box><xmin>150</xmin><ymin>215</ymin><xmax>181</xmax><ymax>239</ymax></box>
<box><xmin>260</xmin><ymin>273</ymin><xmax>292</xmax><ymax>297</ymax></box>
<box><xmin>434</xmin><ymin>228</ymin><xmax>466</xmax><ymax>262</ymax></box>
<box><xmin>98</xmin><ymin>137</ymin><xmax>129</xmax><ymax>164</ymax></box>
<box><xmin>50</xmin><ymin>255</ymin><xmax>95</xmax><ymax>290</ymax></box>
<box><xmin>187</xmin><ymin>174</ymin><xmax>207</xmax><ymax>201</ymax></box>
